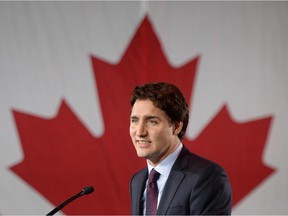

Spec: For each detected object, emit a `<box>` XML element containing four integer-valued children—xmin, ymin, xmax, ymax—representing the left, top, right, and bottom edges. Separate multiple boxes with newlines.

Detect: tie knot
<box><xmin>148</xmin><ymin>169</ymin><xmax>160</xmax><ymax>183</ymax></box>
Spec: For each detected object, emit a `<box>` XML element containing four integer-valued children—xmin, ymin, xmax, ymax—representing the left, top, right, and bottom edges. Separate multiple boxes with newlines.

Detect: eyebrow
<box><xmin>130</xmin><ymin>115</ymin><xmax>160</xmax><ymax>120</ymax></box>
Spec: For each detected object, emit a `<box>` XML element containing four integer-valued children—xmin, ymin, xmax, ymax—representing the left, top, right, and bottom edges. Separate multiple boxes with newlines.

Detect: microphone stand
<box><xmin>46</xmin><ymin>186</ymin><xmax>94</xmax><ymax>215</ymax></box>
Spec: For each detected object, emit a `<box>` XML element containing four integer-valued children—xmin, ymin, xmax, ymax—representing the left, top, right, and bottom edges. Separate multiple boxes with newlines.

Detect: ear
<box><xmin>173</xmin><ymin>122</ymin><xmax>183</xmax><ymax>135</ymax></box>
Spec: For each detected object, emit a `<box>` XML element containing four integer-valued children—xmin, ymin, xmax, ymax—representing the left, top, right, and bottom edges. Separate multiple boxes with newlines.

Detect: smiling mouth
<box><xmin>136</xmin><ymin>140</ymin><xmax>151</xmax><ymax>146</ymax></box>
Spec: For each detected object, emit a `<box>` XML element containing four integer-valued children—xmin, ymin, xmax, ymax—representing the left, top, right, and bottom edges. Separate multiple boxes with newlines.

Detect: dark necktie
<box><xmin>146</xmin><ymin>169</ymin><xmax>160</xmax><ymax>215</ymax></box>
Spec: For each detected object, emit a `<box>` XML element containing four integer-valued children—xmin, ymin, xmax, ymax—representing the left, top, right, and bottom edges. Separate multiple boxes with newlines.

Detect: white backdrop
<box><xmin>0</xmin><ymin>1</ymin><xmax>287</xmax><ymax>214</ymax></box>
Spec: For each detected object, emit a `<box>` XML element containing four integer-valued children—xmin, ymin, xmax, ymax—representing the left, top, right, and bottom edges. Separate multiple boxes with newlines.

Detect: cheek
<box><xmin>152</xmin><ymin>128</ymin><xmax>172</xmax><ymax>142</ymax></box>
<box><xmin>129</xmin><ymin>126</ymin><xmax>135</xmax><ymax>137</ymax></box>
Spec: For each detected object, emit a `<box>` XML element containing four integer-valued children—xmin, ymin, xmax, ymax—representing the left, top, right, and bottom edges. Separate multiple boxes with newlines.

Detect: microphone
<box><xmin>46</xmin><ymin>186</ymin><xmax>94</xmax><ymax>215</ymax></box>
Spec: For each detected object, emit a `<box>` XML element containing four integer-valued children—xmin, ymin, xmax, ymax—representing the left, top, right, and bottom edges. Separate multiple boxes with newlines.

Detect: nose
<box><xmin>136</xmin><ymin>121</ymin><xmax>148</xmax><ymax>137</ymax></box>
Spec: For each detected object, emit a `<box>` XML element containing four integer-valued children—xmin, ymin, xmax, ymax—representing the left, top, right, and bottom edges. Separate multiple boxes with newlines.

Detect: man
<box><xmin>129</xmin><ymin>82</ymin><xmax>232</xmax><ymax>215</ymax></box>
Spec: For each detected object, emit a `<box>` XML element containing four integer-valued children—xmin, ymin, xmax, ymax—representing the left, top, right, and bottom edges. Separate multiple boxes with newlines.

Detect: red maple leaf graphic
<box><xmin>10</xmin><ymin>16</ymin><xmax>275</xmax><ymax>214</ymax></box>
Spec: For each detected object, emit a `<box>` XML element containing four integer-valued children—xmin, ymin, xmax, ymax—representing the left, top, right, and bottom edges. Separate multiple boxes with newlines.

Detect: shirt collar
<box><xmin>147</xmin><ymin>143</ymin><xmax>183</xmax><ymax>177</ymax></box>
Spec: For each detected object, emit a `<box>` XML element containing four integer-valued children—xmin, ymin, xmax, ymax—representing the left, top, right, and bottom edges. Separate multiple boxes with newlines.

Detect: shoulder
<box><xmin>177</xmin><ymin>145</ymin><xmax>229</xmax><ymax>179</ymax></box>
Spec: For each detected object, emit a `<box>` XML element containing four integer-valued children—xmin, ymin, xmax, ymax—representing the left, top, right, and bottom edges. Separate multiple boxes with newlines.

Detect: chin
<box><xmin>136</xmin><ymin>150</ymin><xmax>150</xmax><ymax>159</ymax></box>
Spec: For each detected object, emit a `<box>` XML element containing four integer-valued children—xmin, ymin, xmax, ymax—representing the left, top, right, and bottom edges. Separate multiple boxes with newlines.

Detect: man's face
<box><xmin>130</xmin><ymin>99</ymin><xmax>181</xmax><ymax>166</ymax></box>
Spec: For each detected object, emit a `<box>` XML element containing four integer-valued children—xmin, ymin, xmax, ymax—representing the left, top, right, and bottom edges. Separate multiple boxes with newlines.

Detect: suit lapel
<box><xmin>133</xmin><ymin>169</ymin><xmax>148</xmax><ymax>215</ymax></box>
<box><xmin>157</xmin><ymin>146</ymin><xmax>190</xmax><ymax>215</ymax></box>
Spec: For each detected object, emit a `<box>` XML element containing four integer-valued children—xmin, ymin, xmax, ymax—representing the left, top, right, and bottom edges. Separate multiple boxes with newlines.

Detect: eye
<box><xmin>148</xmin><ymin>119</ymin><xmax>158</xmax><ymax>125</ymax></box>
<box><xmin>130</xmin><ymin>117</ymin><xmax>138</xmax><ymax>124</ymax></box>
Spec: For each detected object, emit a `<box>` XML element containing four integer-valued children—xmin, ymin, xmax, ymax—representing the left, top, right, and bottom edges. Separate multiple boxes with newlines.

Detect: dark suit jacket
<box><xmin>130</xmin><ymin>145</ymin><xmax>232</xmax><ymax>215</ymax></box>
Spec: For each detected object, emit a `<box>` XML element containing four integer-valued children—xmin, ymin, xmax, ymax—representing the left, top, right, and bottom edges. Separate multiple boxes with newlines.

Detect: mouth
<box><xmin>136</xmin><ymin>140</ymin><xmax>151</xmax><ymax>147</ymax></box>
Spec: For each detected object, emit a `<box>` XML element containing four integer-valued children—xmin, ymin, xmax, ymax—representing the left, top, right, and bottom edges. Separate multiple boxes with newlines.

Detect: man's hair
<box><xmin>130</xmin><ymin>82</ymin><xmax>189</xmax><ymax>141</ymax></box>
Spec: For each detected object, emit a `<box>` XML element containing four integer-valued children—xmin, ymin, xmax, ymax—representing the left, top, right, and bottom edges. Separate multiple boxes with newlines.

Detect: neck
<box><xmin>148</xmin><ymin>140</ymin><xmax>181</xmax><ymax>167</ymax></box>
